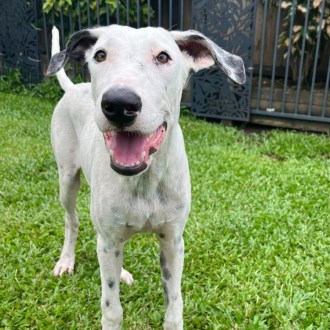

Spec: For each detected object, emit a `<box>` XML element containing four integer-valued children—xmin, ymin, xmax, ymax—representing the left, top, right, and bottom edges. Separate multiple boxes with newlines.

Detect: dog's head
<box><xmin>48</xmin><ymin>25</ymin><xmax>245</xmax><ymax>176</ymax></box>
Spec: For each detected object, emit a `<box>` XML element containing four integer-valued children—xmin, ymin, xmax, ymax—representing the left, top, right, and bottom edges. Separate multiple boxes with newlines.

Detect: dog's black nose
<box><xmin>101</xmin><ymin>87</ymin><xmax>142</xmax><ymax>127</ymax></box>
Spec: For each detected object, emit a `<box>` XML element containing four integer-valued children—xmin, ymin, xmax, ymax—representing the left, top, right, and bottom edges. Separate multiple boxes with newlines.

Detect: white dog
<box><xmin>47</xmin><ymin>25</ymin><xmax>245</xmax><ymax>329</ymax></box>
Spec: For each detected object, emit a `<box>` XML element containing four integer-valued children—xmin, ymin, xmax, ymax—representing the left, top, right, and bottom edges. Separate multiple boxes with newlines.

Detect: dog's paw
<box><xmin>53</xmin><ymin>255</ymin><xmax>75</xmax><ymax>277</ymax></box>
<box><xmin>120</xmin><ymin>268</ymin><xmax>133</xmax><ymax>285</ymax></box>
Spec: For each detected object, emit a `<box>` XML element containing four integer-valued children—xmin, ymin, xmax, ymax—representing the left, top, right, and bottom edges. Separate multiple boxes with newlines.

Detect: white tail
<box><xmin>51</xmin><ymin>27</ymin><xmax>75</xmax><ymax>92</ymax></box>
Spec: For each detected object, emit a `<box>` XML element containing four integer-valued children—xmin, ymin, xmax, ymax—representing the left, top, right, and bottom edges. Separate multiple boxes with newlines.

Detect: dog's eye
<box><xmin>94</xmin><ymin>50</ymin><xmax>107</xmax><ymax>63</ymax></box>
<box><xmin>156</xmin><ymin>52</ymin><xmax>171</xmax><ymax>64</ymax></box>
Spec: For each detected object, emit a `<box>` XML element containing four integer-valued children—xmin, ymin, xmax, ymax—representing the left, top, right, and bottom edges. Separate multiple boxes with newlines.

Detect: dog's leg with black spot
<box><xmin>51</xmin><ymin>105</ymin><xmax>82</xmax><ymax>277</ymax></box>
<box><xmin>97</xmin><ymin>235</ymin><xmax>124</xmax><ymax>330</ymax></box>
<box><xmin>160</xmin><ymin>234</ymin><xmax>185</xmax><ymax>330</ymax></box>
<box><xmin>53</xmin><ymin>166</ymin><xmax>80</xmax><ymax>276</ymax></box>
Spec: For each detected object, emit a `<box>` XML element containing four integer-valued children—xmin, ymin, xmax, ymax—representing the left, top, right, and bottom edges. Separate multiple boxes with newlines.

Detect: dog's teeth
<box><xmin>140</xmin><ymin>151</ymin><xmax>146</xmax><ymax>162</ymax></box>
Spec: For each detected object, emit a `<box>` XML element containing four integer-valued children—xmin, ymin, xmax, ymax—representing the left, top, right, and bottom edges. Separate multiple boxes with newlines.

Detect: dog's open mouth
<box><xmin>104</xmin><ymin>122</ymin><xmax>167</xmax><ymax>176</ymax></box>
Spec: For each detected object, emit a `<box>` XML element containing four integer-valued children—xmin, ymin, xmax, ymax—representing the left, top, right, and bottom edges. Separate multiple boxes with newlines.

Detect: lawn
<box><xmin>0</xmin><ymin>91</ymin><xmax>329</xmax><ymax>329</ymax></box>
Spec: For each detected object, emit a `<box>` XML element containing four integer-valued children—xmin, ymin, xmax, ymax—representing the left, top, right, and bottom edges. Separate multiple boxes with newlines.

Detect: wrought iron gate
<box><xmin>191</xmin><ymin>0</ymin><xmax>256</xmax><ymax>121</ymax></box>
<box><xmin>0</xmin><ymin>0</ymin><xmax>41</xmax><ymax>84</ymax></box>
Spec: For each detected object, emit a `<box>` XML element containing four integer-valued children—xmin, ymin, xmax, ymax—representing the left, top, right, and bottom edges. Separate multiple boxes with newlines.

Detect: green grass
<box><xmin>0</xmin><ymin>92</ymin><xmax>329</xmax><ymax>329</ymax></box>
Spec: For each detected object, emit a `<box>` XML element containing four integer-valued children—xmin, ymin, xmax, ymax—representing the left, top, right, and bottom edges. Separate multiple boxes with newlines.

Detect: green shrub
<box><xmin>0</xmin><ymin>70</ymin><xmax>28</xmax><ymax>95</ymax></box>
<box><xmin>42</xmin><ymin>0</ymin><xmax>154</xmax><ymax>27</ymax></box>
<box><xmin>0</xmin><ymin>69</ymin><xmax>85</xmax><ymax>102</ymax></box>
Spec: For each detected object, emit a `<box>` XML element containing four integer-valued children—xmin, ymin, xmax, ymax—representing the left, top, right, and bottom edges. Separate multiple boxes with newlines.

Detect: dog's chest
<box><xmin>113</xmin><ymin>187</ymin><xmax>182</xmax><ymax>229</ymax></box>
<box><xmin>92</xmin><ymin>179</ymin><xmax>188</xmax><ymax>239</ymax></box>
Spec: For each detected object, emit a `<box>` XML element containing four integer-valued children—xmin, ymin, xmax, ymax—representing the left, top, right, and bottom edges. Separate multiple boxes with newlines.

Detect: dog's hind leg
<box><xmin>52</xmin><ymin>109</ymin><xmax>81</xmax><ymax>277</ymax></box>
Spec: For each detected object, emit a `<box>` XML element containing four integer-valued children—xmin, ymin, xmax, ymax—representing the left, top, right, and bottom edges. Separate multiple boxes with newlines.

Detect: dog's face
<box><xmin>48</xmin><ymin>25</ymin><xmax>246</xmax><ymax>176</ymax></box>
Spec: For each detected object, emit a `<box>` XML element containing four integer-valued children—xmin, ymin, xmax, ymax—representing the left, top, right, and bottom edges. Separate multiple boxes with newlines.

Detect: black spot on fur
<box><xmin>157</xmin><ymin>188</ymin><xmax>168</xmax><ymax>204</ymax></box>
<box><xmin>174</xmin><ymin>236</ymin><xmax>182</xmax><ymax>244</ymax></box>
<box><xmin>108</xmin><ymin>280</ymin><xmax>115</xmax><ymax>289</ymax></box>
<box><xmin>105</xmin><ymin>300</ymin><xmax>110</xmax><ymax>307</ymax></box>
<box><xmin>111</xmin><ymin>206</ymin><xmax>120</xmax><ymax>214</ymax></box>
<box><xmin>160</xmin><ymin>251</ymin><xmax>171</xmax><ymax>280</ymax></box>
<box><xmin>115</xmin><ymin>250</ymin><xmax>120</xmax><ymax>258</ymax></box>
<box><xmin>159</xmin><ymin>233</ymin><xmax>166</xmax><ymax>239</ymax></box>
<box><xmin>175</xmin><ymin>203</ymin><xmax>185</xmax><ymax>211</ymax></box>
<box><xmin>149</xmin><ymin>212</ymin><xmax>156</xmax><ymax>220</ymax></box>
<box><xmin>162</xmin><ymin>267</ymin><xmax>172</xmax><ymax>280</ymax></box>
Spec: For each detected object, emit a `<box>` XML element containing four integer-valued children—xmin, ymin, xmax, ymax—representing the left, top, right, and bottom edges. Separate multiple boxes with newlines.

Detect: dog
<box><xmin>47</xmin><ymin>25</ymin><xmax>245</xmax><ymax>329</ymax></box>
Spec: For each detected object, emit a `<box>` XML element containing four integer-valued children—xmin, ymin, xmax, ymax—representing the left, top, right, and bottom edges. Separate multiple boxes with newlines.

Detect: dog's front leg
<box><xmin>160</xmin><ymin>235</ymin><xmax>184</xmax><ymax>330</ymax></box>
<box><xmin>97</xmin><ymin>235</ymin><xmax>124</xmax><ymax>330</ymax></box>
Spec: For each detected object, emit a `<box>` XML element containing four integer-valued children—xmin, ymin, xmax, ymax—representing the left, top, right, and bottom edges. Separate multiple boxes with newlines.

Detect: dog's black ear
<box><xmin>66</xmin><ymin>30</ymin><xmax>98</xmax><ymax>62</ymax></box>
<box><xmin>171</xmin><ymin>30</ymin><xmax>246</xmax><ymax>84</ymax></box>
<box><xmin>47</xmin><ymin>29</ymin><xmax>98</xmax><ymax>76</ymax></box>
<box><xmin>47</xmin><ymin>50</ymin><xmax>67</xmax><ymax>76</ymax></box>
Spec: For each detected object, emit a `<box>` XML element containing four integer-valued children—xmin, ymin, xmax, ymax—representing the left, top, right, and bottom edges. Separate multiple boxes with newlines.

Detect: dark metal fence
<box><xmin>0</xmin><ymin>0</ymin><xmax>329</xmax><ymax>130</ymax></box>
<box><xmin>0</xmin><ymin>0</ymin><xmax>41</xmax><ymax>83</ymax></box>
<box><xmin>251</xmin><ymin>0</ymin><xmax>330</xmax><ymax>127</ymax></box>
<box><xmin>190</xmin><ymin>0</ymin><xmax>256</xmax><ymax>122</ymax></box>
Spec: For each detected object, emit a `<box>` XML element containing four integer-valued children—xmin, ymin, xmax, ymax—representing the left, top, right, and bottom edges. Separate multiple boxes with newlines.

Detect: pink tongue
<box><xmin>111</xmin><ymin>132</ymin><xmax>147</xmax><ymax>164</ymax></box>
